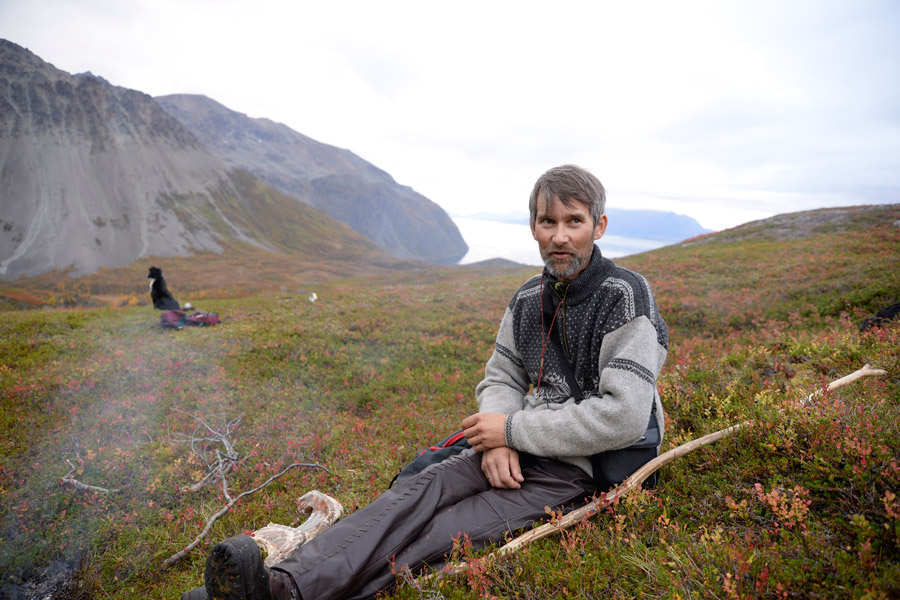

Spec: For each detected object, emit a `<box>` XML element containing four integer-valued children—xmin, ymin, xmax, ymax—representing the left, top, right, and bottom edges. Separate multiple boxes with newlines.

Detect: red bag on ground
<box><xmin>160</xmin><ymin>310</ymin><xmax>220</xmax><ymax>329</ymax></box>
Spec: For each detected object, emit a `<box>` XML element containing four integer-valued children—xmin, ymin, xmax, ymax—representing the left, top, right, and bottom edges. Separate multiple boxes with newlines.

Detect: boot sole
<box><xmin>205</xmin><ymin>534</ymin><xmax>269</xmax><ymax>600</ymax></box>
<box><xmin>181</xmin><ymin>586</ymin><xmax>207</xmax><ymax>600</ymax></box>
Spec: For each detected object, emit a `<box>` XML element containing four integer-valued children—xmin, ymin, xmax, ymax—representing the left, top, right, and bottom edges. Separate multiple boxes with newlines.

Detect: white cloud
<box><xmin>1</xmin><ymin>0</ymin><xmax>898</xmax><ymax>234</ymax></box>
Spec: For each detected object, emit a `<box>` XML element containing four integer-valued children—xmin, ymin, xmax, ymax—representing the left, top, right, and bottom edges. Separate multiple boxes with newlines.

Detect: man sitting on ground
<box><xmin>183</xmin><ymin>164</ymin><xmax>669</xmax><ymax>600</ymax></box>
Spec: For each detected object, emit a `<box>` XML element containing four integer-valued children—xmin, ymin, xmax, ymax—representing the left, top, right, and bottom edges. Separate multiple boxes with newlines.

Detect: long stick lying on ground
<box><xmin>431</xmin><ymin>363</ymin><xmax>887</xmax><ymax>579</ymax></box>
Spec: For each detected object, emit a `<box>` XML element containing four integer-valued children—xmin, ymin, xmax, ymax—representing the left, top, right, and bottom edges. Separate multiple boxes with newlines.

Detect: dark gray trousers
<box><xmin>273</xmin><ymin>450</ymin><xmax>596</xmax><ymax>600</ymax></box>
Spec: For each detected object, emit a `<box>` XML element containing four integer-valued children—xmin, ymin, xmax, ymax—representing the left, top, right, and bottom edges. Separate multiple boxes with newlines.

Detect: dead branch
<box><xmin>59</xmin><ymin>441</ymin><xmax>120</xmax><ymax>496</ymax></box>
<box><xmin>60</xmin><ymin>457</ymin><xmax>120</xmax><ymax>494</ymax></box>
<box><xmin>162</xmin><ymin>462</ymin><xmax>330</xmax><ymax>567</ymax></box>
<box><xmin>395</xmin><ymin>563</ymin><xmax>447</xmax><ymax>600</ymax></box>
<box><xmin>163</xmin><ymin>410</ymin><xmax>331</xmax><ymax>566</ymax></box>
<box><xmin>428</xmin><ymin>363</ymin><xmax>887</xmax><ymax>580</ymax></box>
<box><xmin>168</xmin><ymin>410</ymin><xmax>242</xmax><ymax>492</ymax></box>
<box><xmin>184</xmin><ymin>468</ymin><xmax>229</xmax><ymax>493</ymax></box>
<box><xmin>797</xmin><ymin>363</ymin><xmax>887</xmax><ymax>407</ymax></box>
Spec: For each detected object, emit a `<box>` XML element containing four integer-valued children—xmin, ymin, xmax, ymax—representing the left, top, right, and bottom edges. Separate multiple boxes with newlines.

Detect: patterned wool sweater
<box><xmin>475</xmin><ymin>246</ymin><xmax>669</xmax><ymax>478</ymax></box>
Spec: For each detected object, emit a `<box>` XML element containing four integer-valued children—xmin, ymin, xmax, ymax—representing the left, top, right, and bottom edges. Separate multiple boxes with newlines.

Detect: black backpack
<box><xmin>388</xmin><ymin>431</ymin><xmax>469</xmax><ymax>488</ymax></box>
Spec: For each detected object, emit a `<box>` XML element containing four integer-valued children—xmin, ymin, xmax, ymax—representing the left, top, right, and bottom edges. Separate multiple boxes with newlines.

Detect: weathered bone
<box><xmin>253</xmin><ymin>490</ymin><xmax>344</xmax><ymax>566</ymax></box>
<box><xmin>163</xmin><ymin>463</ymin><xmax>329</xmax><ymax>567</ymax></box>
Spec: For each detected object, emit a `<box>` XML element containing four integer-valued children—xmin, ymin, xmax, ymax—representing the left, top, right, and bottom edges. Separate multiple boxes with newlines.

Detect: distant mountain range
<box><xmin>155</xmin><ymin>94</ymin><xmax>467</xmax><ymax>264</ymax></box>
<box><xmin>461</xmin><ymin>208</ymin><xmax>713</xmax><ymax>242</ymax></box>
<box><xmin>0</xmin><ymin>39</ymin><xmax>466</xmax><ymax>280</ymax></box>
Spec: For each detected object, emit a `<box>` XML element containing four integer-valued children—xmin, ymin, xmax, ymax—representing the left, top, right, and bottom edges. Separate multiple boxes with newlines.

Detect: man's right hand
<box><xmin>480</xmin><ymin>447</ymin><xmax>524</xmax><ymax>489</ymax></box>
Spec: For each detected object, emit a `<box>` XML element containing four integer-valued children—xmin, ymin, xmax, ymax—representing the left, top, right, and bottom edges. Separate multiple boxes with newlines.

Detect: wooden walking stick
<box><xmin>431</xmin><ymin>363</ymin><xmax>888</xmax><ymax>579</ymax></box>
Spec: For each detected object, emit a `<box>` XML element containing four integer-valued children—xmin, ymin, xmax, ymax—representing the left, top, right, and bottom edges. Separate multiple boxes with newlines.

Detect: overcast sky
<box><xmin>1</xmin><ymin>0</ymin><xmax>898</xmax><ymax>231</ymax></box>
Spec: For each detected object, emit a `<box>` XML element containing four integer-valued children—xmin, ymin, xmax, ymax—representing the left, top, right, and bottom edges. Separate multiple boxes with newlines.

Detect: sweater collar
<box><xmin>543</xmin><ymin>245</ymin><xmax>613</xmax><ymax>305</ymax></box>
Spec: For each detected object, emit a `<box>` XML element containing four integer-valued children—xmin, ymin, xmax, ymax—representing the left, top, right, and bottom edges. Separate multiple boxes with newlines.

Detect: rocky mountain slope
<box><xmin>0</xmin><ymin>40</ymin><xmax>386</xmax><ymax>280</ymax></box>
<box><xmin>155</xmin><ymin>94</ymin><xmax>468</xmax><ymax>264</ymax></box>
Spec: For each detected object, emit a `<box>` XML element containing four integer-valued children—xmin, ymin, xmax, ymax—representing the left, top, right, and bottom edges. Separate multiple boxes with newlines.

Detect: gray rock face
<box><xmin>155</xmin><ymin>94</ymin><xmax>468</xmax><ymax>264</ymax></box>
<box><xmin>0</xmin><ymin>40</ymin><xmax>248</xmax><ymax>279</ymax></box>
<box><xmin>0</xmin><ymin>40</ymin><xmax>390</xmax><ymax>280</ymax></box>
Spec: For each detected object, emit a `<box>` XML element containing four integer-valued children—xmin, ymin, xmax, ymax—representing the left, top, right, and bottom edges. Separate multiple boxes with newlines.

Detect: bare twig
<box><xmin>184</xmin><ymin>468</ymin><xmax>227</xmax><ymax>493</ymax></box>
<box><xmin>427</xmin><ymin>363</ymin><xmax>887</xmax><ymax>580</ymax></box>
<box><xmin>169</xmin><ymin>410</ymin><xmax>242</xmax><ymax>492</ymax></box>
<box><xmin>395</xmin><ymin>563</ymin><xmax>446</xmax><ymax>600</ymax></box>
<box><xmin>60</xmin><ymin>456</ymin><xmax>119</xmax><ymax>494</ymax></box>
<box><xmin>164</xmin><ymin>409</ymin><xmax>333</xmax><ymax>566</ymax></box>
<box><xmin>162</xmin><ymin>462</ymin><xmax>330</xmax><ymax>566</ymax></box>
<box><xmin>796</xmin><ymin>363</ymin><xmax>887</xmax><ymax>407</ymax></box>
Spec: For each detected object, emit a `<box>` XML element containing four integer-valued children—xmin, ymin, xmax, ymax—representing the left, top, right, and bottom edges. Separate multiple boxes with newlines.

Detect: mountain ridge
<box><xmin>155</xmin><ymin>94</ymin><xmax>468</xmax><ymax>263</ymax></box>
<box><xmin>1</xmin><ymin>202</ymin><xmax>895</xmax><ymax>310</ymax></box>
<box><xmin>0</xmin><ymin>190</ymin><xmax>897</xmax><ymax>598</ymax></box>
<box><xmin>0</xmin><ymin>40</ymin><xmax>403</xmax><ymax>280</ymax></box>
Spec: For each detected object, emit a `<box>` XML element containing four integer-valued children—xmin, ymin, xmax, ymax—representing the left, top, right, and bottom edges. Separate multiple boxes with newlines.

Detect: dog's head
<box><xmin>148</xmin><ymin>266</ymin><xmax>163</xmax><ymax>279</ymax></box>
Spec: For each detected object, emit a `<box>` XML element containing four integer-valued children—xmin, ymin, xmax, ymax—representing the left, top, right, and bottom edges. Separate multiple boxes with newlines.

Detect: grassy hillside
<box><xmin>0</xmin><ymin>168</ymin><xmax>421</xmax><ymax>311</ymax></box>
<box><xmin>0</xmin><ymin>205</ymin><xmax>898</xmax><ymax>599</ymax></box>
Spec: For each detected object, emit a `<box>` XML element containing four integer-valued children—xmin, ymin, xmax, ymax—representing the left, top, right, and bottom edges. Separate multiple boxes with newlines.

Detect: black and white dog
<box><xmin>147</xmin><ymin>266</ymin><xmax>181</xmax><ymax>310</ymax></box>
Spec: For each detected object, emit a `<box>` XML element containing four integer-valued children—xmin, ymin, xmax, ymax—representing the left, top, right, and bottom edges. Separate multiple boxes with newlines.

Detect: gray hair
<box><xmin>528</xmin><ymin>165</ymin><xmax>606</xmax><ymax>227</ymax></box>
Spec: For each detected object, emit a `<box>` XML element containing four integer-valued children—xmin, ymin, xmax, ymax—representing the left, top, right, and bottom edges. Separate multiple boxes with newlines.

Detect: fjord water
<box><xmin>453</xmin><ymin>217</ymin><xmax>670</xmax><ymax>266</ymax></box>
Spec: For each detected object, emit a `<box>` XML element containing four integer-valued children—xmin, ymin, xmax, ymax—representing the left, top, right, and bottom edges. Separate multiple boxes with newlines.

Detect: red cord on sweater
<box><xmin>536</xmin><ymin>273</ymin><xmax>567</xmax><ymax>395</ymax></box>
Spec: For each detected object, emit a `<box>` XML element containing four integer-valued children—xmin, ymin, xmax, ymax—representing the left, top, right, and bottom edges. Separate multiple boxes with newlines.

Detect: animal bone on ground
<box><xmin>253</xmin><ymin>490</ymin><xmax>344</xmax><ymax>567</ymax></box>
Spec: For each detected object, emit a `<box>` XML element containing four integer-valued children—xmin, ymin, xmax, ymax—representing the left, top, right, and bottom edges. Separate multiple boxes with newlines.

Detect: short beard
<box><xmin>541</xmin><ymin>250</ymin><xmax>584</xmax><ymax>282</ymax></box>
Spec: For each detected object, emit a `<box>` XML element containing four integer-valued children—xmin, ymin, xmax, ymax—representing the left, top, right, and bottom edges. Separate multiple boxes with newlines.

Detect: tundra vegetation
<box><xmin>0</xmin><ymin>205</ymin><xmax>898</xmax><ymax>599</ymax></box>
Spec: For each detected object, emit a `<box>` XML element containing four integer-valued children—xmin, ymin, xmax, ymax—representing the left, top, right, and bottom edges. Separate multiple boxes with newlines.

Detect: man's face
<box><xmin>531</xmin><ymin>195</ymin><xmax>607</xmax><ymax>282</ymax></box>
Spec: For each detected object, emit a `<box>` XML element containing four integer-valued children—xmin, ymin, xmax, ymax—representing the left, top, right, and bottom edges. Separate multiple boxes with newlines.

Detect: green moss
<box><xmin>0</xmin><ymin>209</ymin><xmax>898</xmax><ymax>598</ymax></box>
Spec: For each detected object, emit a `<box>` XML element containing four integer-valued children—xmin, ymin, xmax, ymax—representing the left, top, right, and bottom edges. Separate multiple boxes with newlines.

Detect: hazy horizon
<box><xmin>453</xmin><ymin>216</ymin><xmax>672</xmax><ymax>266</ymax></box>
<box><xmin>1</xmin><ymin>1</ymin><xmax>897</xmax><ymax>234</ymax></box>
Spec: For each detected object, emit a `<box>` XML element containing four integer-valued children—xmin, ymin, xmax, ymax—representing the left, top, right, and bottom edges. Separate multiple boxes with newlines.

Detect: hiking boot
<box><xmin>203</xmin><ymin>534</ymin><xmax>299</xmax><ymax>600</ymax></box>
<box><xmin>181</xmin><ymin>586</ymin><xmax>207</xmax><ymax>600</ymax></box>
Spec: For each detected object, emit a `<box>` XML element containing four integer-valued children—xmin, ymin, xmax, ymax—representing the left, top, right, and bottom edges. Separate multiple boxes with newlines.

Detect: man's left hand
<box><xmin>461</xmin><ymin>412</ymin><xmax>507</xmax><ymax>452</ymax></box>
